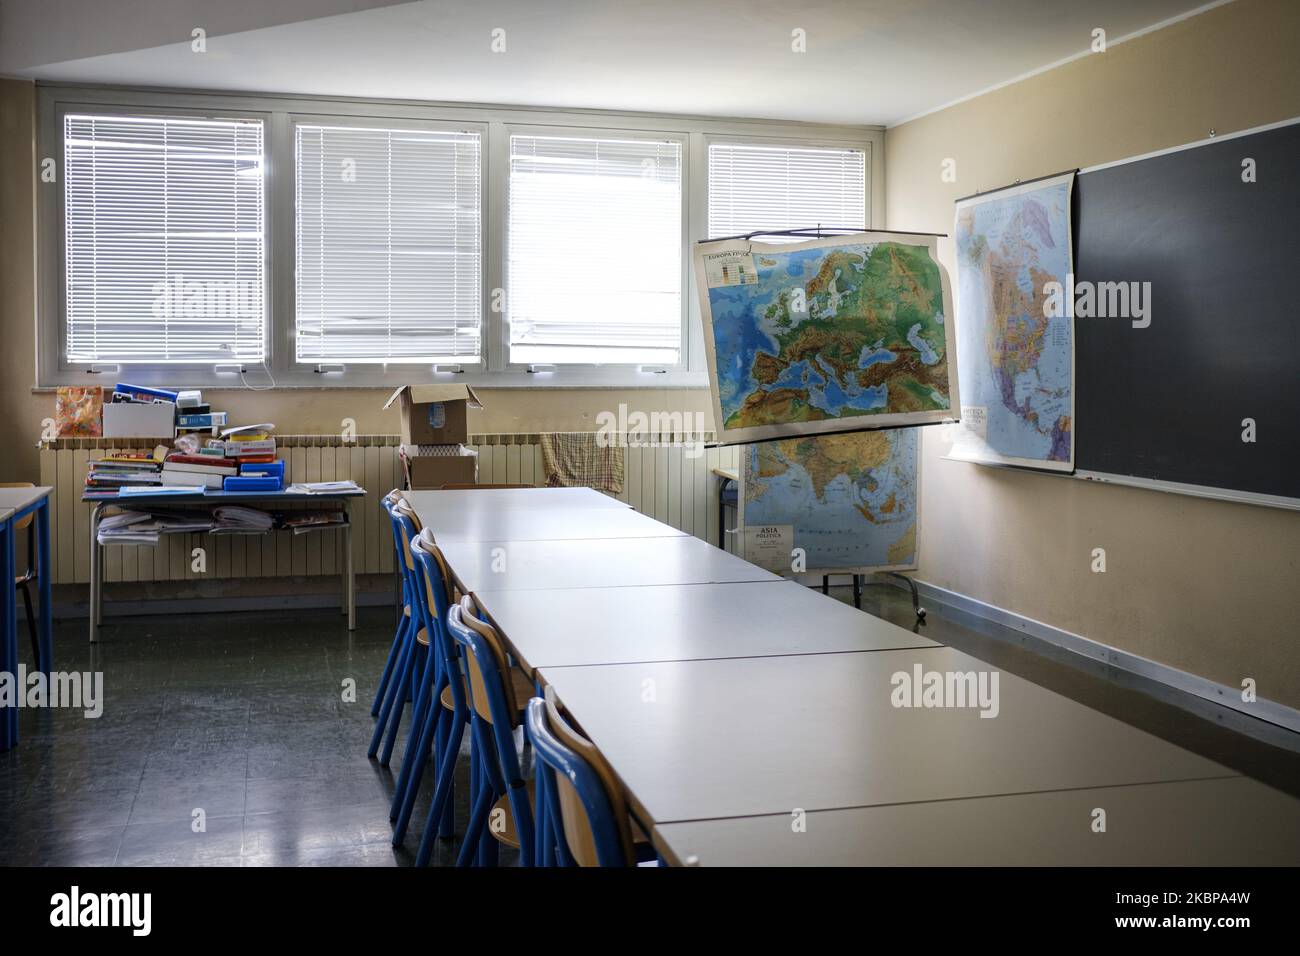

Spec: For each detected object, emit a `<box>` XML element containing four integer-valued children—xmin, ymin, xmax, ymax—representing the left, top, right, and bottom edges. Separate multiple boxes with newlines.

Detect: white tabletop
<box><xmin>0</xmin><ymin>486</ymin><xmax>52</xmax><ymax>512</ymax></box>
<box><xmin>539</xmin><ymin>646</ymin><xmax>1233</xmax><ymax>825</ymax></box>
<box><xmin>414</xmin><ymin>504</ymin><xmax>686</xmax><ymax>544</ymax></box>
<box><xmin>481</xmin><ymin>579</ymin><xmax>939</xmax><ymax>675</ymax></box>
<box><xmin>438</xmin><ymin>534</ymin><xmax>780</xmax><ymax>594</ymax></box>
<box><xmin>404</xmin><ymin>487</ymin><xmax>629</xmax><ymax>520</ymax></box>
<box><xmin>0</xmin><ymin>507</ymin><xmax>13</xmax><ymax>524</ymax></box>
<box><xmin>652</xmin><ymin>777</ymin><xmax>1299</xmax><ymax>866</ymax></box>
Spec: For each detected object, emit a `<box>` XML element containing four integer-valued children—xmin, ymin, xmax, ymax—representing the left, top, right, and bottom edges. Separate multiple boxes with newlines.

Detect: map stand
<box><xmin>815</xmin><ymin>572</ymin><xmax>924</xmax><ymax>621</ymax></box>
<box><xmin>883</xmin><ymin>571</ymin><xmax>926</xmax><ymax>621</ymax></box>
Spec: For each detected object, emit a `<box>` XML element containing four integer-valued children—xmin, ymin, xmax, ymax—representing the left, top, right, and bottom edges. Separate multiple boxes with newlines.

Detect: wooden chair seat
<box><xmin>415</xmin><ymin>627</ymin><xmax>429</xmax><ymax>647</ymax></box>
<box><xmin>440</xmin><ymin>667</ymin><xmax>533</xmax><ymax>714</ymax></box>
<box><xmin>489</xmin><ymin>781</ymin><xmax>536</xmax><ymax>849</ymax></box>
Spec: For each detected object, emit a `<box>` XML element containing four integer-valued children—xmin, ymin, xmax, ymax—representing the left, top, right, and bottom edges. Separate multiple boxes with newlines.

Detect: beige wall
<box><xmin>0</xmin><ymin>76</ymin><xmax>711</xmax><ymax>486</ymax></box>
<box><xmin>886</xmin><ymin>0</ymin><xmax>1300</xmax><ymax>707</ymax></box>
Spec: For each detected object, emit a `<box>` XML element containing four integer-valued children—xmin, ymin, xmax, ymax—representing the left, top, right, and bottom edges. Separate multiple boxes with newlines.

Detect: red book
<box><xmin>237</xmin><ymin>454</ymin><xmax>277</xmax><ymax>464</ymax></box>
<box><xmin>166</xmin><ymin>454</ymin><xmax>238</xmax><ymax>468</ymax></box>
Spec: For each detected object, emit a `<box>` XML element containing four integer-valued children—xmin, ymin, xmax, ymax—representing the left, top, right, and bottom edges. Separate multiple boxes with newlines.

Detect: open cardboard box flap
<box><xmin>383</xmin><ymin>384</ymin><xmax>483</xmax><ymax>410</ymax></box>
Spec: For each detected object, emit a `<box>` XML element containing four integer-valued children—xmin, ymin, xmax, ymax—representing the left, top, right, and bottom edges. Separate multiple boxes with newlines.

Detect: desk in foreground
<box><xmin>539</xmin><ymin>647</ymin><xmax>1233</xmax><ymax>827</ymax></box>
<box><xmin>0</xmin><ymin>486</ymin><xmax>54</xmax><ymax>750</ymax></box>
<box><xmin>653</xmin><ymin>777</ymin><xmax>1300</xmax><ymax>866</ymax></box>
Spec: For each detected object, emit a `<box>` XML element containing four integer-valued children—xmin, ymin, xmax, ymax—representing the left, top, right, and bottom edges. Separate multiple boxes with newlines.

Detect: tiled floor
<box><xmin>0</xmin><ymin>602</ymin><xmax>501</xmax><ymax>867</ymax></box>
<box><xmin>2</xmin><ymin>585</ymin><xmax>1297</xmax><ymax>866</ymax></box>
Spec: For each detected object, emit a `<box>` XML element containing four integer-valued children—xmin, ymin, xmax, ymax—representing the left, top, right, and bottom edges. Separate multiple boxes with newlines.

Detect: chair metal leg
<box><xmin>414</xmin><ymin>710</ymin><xmax>466</xmax><ymax>865</ymax></box>
<box><xmin>381</xmin><ymin>643</ymin><xmax>423</xmax><ymax>766</ymax></box>
<box><xmin>371</xmin><ymin>603</ymin><xmax>407</xmax><ymax>716</ymax></box>
<box><xmin>391</xmin><ymin>661</ymin><xmax>443</xmax><ymax>839</ymax></box>
<box><xmin>457</xmin><ymin>769</ymin><xmax>493</xmax><ymax>867</ymax></box>
<box><xmin>368</xmin><ymin>628</ymin><xmax>412</xmax><ymax>759</ymax></box>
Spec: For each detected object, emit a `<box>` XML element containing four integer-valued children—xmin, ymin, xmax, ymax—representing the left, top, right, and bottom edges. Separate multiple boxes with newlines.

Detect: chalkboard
<box><xmin>1074</xmin><ymin>120</ymin><xmax>1300</xmax><ymax>501</ymax></box>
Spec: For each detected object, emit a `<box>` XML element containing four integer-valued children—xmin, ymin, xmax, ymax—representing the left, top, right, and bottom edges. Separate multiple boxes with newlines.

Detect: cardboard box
<box><xmin>102</xmin><ymin>402</ymin><xmax>176</xmax><ymax>439</ymax></box>
<box><xmin>383</xmin><ymin>384</ymin><xmax>483</xmax><ymax>446</ymax></box>
<box><xmin>404</xmin><ymin>449</ymin><xmax>478</xmax><ymax>489</ymax></box>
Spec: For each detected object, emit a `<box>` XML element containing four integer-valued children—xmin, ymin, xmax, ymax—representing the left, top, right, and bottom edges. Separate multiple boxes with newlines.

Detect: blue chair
<box><xmin>526</xmin><ymin>689</ymin><xmax>644</xmax><ymax>867</ymax></box>
<box><xmin>389</xmin><ymin>528</ymin><xmax>458</xmax><ymax>846</ymax></box>
<box><xmin>444</xmin><ymin>594</ymin><xmax>536</xmax><ymax>867</ymax></box>
<box><xmin>371</xmin><ymin>492</ymin><xmax>410</xmax><ymax>717</ymax></box>
<box><xmin>367</xmin><ymin>498</ymin><xmax>427</xmax><ymax>765</ymax></box>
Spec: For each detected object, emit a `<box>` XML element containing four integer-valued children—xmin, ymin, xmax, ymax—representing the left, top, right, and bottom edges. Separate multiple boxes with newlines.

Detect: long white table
<box><xmin>437</xmin><ymin>534</ymin><xmax>780</xmax><ymax>594</ymax></box>
<box><xmin>482</xmin><ymin>579</ymin><xmax>937</xmax><ymax>676</ymax></box>
<box><xmin>411</xmin><ymin>503</ymin><xmax>685</xmax><ymax>544</ymax></box>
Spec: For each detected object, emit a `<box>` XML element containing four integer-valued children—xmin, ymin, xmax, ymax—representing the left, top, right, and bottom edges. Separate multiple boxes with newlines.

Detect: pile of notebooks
<box><xmin>212</xmin><ymin>505</ymin><xmax>274</xmax><ymax>534</ymax></box>
<box><xmin>85</xmin><ymin>449</ymin><xmax>166</xmax><ymax>498</ymax></box>
<box><xmin>282</xmin><ymin>510</ymin><xmax>348</xmax><ymax>534</ymax></box>
<box><xmin>96</xmin><ymin>509</ymin><xmax>216</xmax><ymax>545</ymax></box>
<box><xmin>210</xmin><ymin>424</ymin><xmax>276</xmax><ymax>463</ymax></box>
<box><xmin>162</xmin><ymin>453</ymin><xmax>239</xmax><ymax>490</ymax></box>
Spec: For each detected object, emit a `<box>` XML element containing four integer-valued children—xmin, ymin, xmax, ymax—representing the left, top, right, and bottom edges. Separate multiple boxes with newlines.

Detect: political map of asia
<box><xmin>696</xmin><ymin>233</ymin><xmax>957</xmax><ymax>445</ymax></box>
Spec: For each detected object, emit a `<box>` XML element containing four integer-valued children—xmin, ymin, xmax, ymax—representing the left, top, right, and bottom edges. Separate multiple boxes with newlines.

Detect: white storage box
<box><xmin>102</xmin><ymin>402</ymin><xmax>176</xmax><ymax>439</ymax></box>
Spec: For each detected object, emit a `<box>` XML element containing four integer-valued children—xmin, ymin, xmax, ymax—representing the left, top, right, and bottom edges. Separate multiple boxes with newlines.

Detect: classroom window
<box><xmin>707</xmin><ymin>142</ymin><xmax>866</xmax><ymax>239</ymax></box>
<box><xmin>506</xmin><ymin>133</ymin><xmax>683</xmax><ymax>365</ymax></box>
<box><xmin>62</xmin><ymin>113</ymin><xmax>266</xmax><ymax>363</ymax></box>
<box><xmin>294</xmin><ymin>124</ymin><xmax>483</xmax><ymax>364</ymax></box>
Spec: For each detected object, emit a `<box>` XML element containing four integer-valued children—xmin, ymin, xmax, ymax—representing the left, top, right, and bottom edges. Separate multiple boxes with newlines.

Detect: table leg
<box><xmin>89</xmin><ymin>503</ymin><xmax>103</xmax><ymax>643</ymax></box>
<box><xmin>2</xmin><ymin>519</ymin><xmax>17</xmax><ymax>748</ymax></box>
<box><xmin>717</xmin><ymin>481</ymin><xmax>725</xmax><ymax>550</ymax></box>
<box><xmin>344</xmin><ymin>501</ymin><xmax>355</xmax><ymax>630</ymax></box>
<box><xmin>36</xmin><ymin>499</ymin><xmax>52</xmax><ymax>676</ymax></box>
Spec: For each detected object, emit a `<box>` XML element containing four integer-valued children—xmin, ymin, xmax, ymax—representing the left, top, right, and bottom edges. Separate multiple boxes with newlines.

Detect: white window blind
<box><xmin>508</xmin><ymin>134</ymin><xmax>682</xmax><ymax>365</ymax></box>
<box><xmin>708</xmin><ymin>142</ymin><xmax>866</xmax><ymax>241</ymax></box>
<box><xmin>295</xmin><ymin>124</ymin><xmax>482</xmax><ymax>364</ymax></box>
<box><xmin>63</xmin><ymin>114</ymin><xmax>266</xmax><ymax>363</ymax></box>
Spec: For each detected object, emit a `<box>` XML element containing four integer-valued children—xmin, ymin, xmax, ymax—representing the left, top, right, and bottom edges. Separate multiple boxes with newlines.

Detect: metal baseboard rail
<box><xmin>889</xmin><ymin>577</ymin><xmax>1300</xmax><ymax>741</ymax></box>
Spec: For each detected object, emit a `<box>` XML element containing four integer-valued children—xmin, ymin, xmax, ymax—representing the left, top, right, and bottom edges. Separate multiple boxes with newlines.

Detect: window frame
<box><xmin>703</xmin><ymin>132</ymin><xmax>873</xmax><ymax>238</ymax></box>
<box><xmin>501</xmin><ymin>123</ymin><xmax>689</xmax><ymax>374</ymax></box>
<box><xmin>287</xmin><ymin>112</ymin><xmax>489</xmax><ymax>369</ymax></box>
<box><xmin>36</xmin><ymin>85</ymin><xmax>882</xmax><ymax>389</ymax></box>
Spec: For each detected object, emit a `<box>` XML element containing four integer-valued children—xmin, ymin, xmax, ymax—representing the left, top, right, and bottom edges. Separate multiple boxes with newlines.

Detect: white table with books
<box><xmin>82</xmin><ymin>438</ymin><xmax>366</xmax><ymax>641</ymax></box>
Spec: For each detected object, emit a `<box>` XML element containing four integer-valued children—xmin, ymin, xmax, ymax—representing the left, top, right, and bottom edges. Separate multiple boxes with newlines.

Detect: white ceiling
<box><xmin>5</xmin><ymin>0</ymin><xmax>1220</xmax><ymax>126</ymax></box>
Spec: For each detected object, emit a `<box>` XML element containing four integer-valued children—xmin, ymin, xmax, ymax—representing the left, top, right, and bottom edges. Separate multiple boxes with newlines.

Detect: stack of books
<box><xmin>174</xmin><ymin>390</ymin><xmax>229</xmax><ymax>437</ymax></box>
<box><xmin>161</xmin><ymin>453</ymin><xmax>239</xmax><ymax>490</ymax></box>
<box><xmin>219</xmin><ymin>424</ymin><xmax>276</xmax><ymax>464</ymax></box>
<box><xmin>85</xmin><ymin>451</ymin><xmax>164</xmax><ymax>498</ymax></box>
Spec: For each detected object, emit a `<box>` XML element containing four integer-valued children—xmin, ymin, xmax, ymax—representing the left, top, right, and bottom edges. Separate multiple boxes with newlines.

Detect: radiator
<box><xmin>38</xmin><ymin>433</ymin><xmax>739</xmax><ymax>586</ymax></box>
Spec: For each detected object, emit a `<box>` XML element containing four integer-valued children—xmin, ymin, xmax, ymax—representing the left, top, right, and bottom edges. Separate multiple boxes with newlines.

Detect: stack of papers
<box><xmin>211</xmin><ymin>505</ymin><xmax>274</xmax><ymax>534</ymax></box>
<box><xmin>96</xmin><ymin>509</ymin><xmax>216</xmax><ymax>544</ymax></box>
<box><xmin>286</xmin><ymin>480</ymin><xmax>361</xmax><ymax>495</ymax></box>
<box><xmin>97</xmin><ymin>510</ymin><xmax>157</xmax><ymax>545</ymax></box>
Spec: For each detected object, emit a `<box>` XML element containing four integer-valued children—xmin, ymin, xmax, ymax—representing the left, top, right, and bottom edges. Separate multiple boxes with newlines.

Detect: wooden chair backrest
<box><xmin>391</xmin><ymin>498</ymin><xmax>423</xmax><ymax>571</ymax></box>
<box><xmin>542</xmin><ymin>685</ymin><xmax>635</xmax><ymax>866</ymax></box>
<box><xmin>457</xmin><ymin>594</ymin><xmax>518</xmax><ymax>727</ymax></box>
<box><xmin>413</xmin><ymin>527</ymin><xmax>457</xmax><ymax>614</ymax></box>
